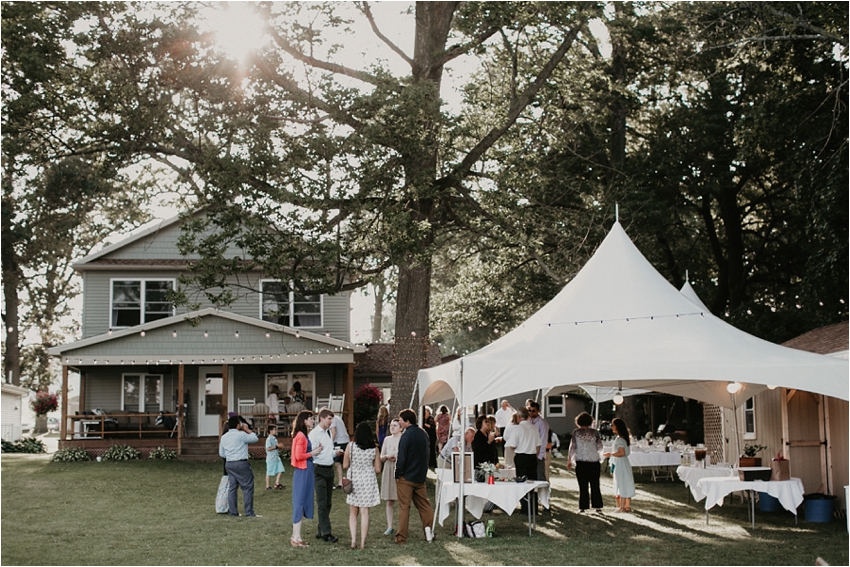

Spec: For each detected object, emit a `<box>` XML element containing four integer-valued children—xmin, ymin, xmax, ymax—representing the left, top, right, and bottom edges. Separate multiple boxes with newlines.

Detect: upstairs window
<box><xmin>111</xmin><ymin>279</ymin><xmax>174</xmax><ymax>328</ymax></box>
<box><xmin>261</xmin><ymin>280</ymin><xmax>322</xmax><ymax>328</ymax></box>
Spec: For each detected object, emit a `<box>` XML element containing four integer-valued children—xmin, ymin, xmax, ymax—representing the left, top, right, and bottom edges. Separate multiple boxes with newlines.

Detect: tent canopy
<box><xmin>419</xmin><ymin>222</ymin><xmax>848</xmax><ymax>410</ymax></box>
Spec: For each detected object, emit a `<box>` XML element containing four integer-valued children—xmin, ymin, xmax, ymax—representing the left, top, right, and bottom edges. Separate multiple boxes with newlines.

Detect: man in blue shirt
<box><xmin>394</xmin><ymin>408</ymin><xmax>434</xmax><ymax>544</ymax></box>
<box><xmin>218</xmin><ymin>415</ymin><xmax>260</xmax><ymax>517</ymax></box>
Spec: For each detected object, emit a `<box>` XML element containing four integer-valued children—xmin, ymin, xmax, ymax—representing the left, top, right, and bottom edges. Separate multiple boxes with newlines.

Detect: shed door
<box><xmin>784</xmin><ymin>389</ymin><xmax>828</xmax><ymax>495</ymax></box>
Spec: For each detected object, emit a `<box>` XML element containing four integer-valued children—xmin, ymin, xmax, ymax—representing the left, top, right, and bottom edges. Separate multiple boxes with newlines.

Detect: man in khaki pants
<box><xmin>394</xmin><ymin>408</ymin><xmax>435</xmax><ymax>544</ymax></box>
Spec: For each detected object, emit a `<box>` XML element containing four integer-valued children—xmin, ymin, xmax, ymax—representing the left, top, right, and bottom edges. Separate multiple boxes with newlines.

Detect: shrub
<box><xmin>102</xmin><ymin>444</ymin><xmax>140</xmax><ymax>461</ymax></box>
<box><xmin>353</xmin><ymin>384</ymin><xmax>383</xmax><ymax>425</ymax></box>
<box><xmin>1</xmin><ymin>437</ymin><xmax>46</xmax><ymax>453</ymax></box>
<box><xmin>148</xmin><ymin>446</ymin><xmax>177</xmax><ymax>460</ymax></box>
<box><xmin>51</xmin><ymin>447</ymin><xmax>91</xmax><ymax>462</ymax></box>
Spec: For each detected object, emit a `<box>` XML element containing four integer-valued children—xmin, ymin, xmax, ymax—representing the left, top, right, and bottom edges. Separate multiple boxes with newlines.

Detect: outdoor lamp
<box><xmin>613</xmin><ymin>392</ymin><xmax>624</xmax><ymax>405</ymax></box>
<box><xmin>726</xmin><ymin>382</ymin><xmax>742</xmax><ymax>394</ymax></box>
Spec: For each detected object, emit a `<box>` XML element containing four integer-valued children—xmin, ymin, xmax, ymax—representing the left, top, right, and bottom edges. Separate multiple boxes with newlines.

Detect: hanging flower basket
<box><xmin>31</xmin><ymin>391</ymin><xmax>59</xmax><ymax>416</ymax></box>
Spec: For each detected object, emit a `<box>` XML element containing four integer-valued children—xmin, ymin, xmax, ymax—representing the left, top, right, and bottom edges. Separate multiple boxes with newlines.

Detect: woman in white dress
<box><xmin>344</xmin><ymin>421</ymin><xmax>382</xmax><ymax>549</ymax></box>
<box><xmin>379</xmin><ymin>419</ymin><xmax>402</xmax><ymax>535</ymax></box>
<box><xmin>603</xmin><ymin>418</ymin><xmax>636</xmax><ymax>512</ymax></box>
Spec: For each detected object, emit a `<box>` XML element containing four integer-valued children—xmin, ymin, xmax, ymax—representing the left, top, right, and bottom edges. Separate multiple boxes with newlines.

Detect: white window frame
<box><xmin>265</xmin><ymin>372</ymin><xmax>316</xmax><ymax>410</ymax></box>
<box><xmin>742</xmin><ymin>397</ymin><xmax>756</xmax><ymax>440</ymax></box>
<box><xmin>259</xmin><ymin>279</ymin><xmax>323</xmax><ymax>329</ymax></box>
<box><xmin>121</xmin><ymin>373</ymin><xmax>164</xmax><ymax>412</ymax></box>
<box><xmin>545</xmin><ymin>394</ymin><xmax>566</xmax><ymax>417</ymax></box>
<box><xmin>109</xmin><ymin>278</ymin><xmax>176</xmax><ymax>329</ymax></box>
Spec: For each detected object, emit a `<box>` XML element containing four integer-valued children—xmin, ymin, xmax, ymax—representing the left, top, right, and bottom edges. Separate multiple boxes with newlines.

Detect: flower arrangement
<box><xmin>742</xmin><ymin>444</ymin><xmax>768</xmax><ymax>458</ymax></box>
<box><xmin>477</xmin><ymin>462</ymin><xmax>498</xmax><ymax>476</ymax></box>
<box><xmin>31</xmin><ymin>391</ymin><xmax>59</xmax><ymax>416</ymax></box>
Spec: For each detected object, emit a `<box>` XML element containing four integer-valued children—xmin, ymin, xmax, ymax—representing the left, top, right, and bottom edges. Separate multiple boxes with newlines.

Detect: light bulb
<box><xmin>613</xmin><ymin>393</ymin><xmax>624</xmax><ymax>405</ymax></box>
<box><xmin>726</xmin><ymin>382</ymin><xmax>742</xmax><ymax>394</ymax></box>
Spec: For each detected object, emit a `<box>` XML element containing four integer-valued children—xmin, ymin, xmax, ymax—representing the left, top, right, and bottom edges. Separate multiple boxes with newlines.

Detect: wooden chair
<box><xmin>251</xmin><ymin>403</ymin><xmax>269</xmax><ymax>435</ymax></box>
<box><xmin>329</xmin><ymin>394</ymin><xmax>345</xmax><ymax>413</ymax></box>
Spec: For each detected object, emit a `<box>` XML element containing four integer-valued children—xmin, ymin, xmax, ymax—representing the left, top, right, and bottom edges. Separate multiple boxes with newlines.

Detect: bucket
<box><xmin>803</xmin><ymin>494</ymin><xmax>835</xmax><ymax>523</ymax></box>
<box><xmin>758</xmin><ymin>492</ymin><xmax>780</xmax><ymax>512</ymax></box>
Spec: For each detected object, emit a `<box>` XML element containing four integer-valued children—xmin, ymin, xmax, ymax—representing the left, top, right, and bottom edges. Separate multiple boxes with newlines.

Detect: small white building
<box><xmin>1</xmin><ymin>383</ymin><xmax>31</xmax><ymax>442</ymax></box>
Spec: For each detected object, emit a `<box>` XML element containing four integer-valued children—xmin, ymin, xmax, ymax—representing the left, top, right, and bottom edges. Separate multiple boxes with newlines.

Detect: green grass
<box><xmin>2</xmin><ymin>455</ymin><xmax>846</xmax><ymax>565</ymax></box>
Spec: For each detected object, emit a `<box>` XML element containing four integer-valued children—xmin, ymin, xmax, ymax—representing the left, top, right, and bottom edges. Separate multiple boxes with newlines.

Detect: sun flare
<box><xmin>199</xmin><ymin>1</ymin><xmax>268</xmax><ymax>62</ymax></box>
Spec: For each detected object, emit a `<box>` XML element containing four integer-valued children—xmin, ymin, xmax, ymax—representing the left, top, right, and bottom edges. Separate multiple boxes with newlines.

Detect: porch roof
<box><xmin>48</xmin><ymin>308</ymin><xmax>366</xmax><ymax>366</ymax></box>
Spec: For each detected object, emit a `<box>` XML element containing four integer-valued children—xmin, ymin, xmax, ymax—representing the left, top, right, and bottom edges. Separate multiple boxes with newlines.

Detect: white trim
<box><xmin>109</xmin><ymin>278</ymin><xmax>177</xmax><ymax>329</ymax></box>
<box><xmin>742</xmin><ymin>397</ymin><xmax>756</xmax><ymax>440</ymax></box>
<box><xmin>545</xmin><ymin>394</ymin><xmax>566</xmax><ymax>417</ymax></box>
<box><xmin>48</xmin><ymin>307</ymin><xmax>366</xmax><ymax>356</ymax></box>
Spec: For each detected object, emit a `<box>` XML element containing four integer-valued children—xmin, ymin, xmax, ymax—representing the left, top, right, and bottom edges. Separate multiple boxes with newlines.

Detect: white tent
<box><xmin>419</xmin><ymin>222</ymin><xmax>848</xmax><ymax>410</ymax></box>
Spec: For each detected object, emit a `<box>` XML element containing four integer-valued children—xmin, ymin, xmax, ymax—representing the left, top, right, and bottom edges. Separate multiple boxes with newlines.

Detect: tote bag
<box><xmin>216</xmin><ymin>475</ymin><xmax>230</xmax><ymax>514</ymax></box>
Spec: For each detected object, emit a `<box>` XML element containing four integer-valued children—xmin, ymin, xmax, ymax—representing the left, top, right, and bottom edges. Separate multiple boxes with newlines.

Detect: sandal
<box><xmin>274</xmin><ymin>483</ymin><xmax>286</xmax><ymax>490</ymax></box>
<box><xmin>266</xmin><ymin>486</ymin><xmax>272</xmax><ymax>490</ymax></box>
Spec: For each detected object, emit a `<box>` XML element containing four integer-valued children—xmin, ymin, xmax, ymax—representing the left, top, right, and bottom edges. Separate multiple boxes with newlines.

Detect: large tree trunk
<box><xmin>390</xmin><ymin>2</ymin><xmax>457</xmax><ymax>412</ymax></box>
<box><xmin>1</xmin><ymin>191</ymin><xmax>21</xmax><ymax>386</ymax></box>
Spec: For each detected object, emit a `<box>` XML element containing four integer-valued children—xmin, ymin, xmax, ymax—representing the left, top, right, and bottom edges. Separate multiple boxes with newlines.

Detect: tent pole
<box><xmin>731</xmin><ymin>393</ymin><xmax>741</xmax><ymax>467</ymax></box>
<box><xmin>456</xmin><ymin>359</ymin><xmax>465</xmax><ymax>537</ymax></box>
<box><xmin>409</xmin><ymin>376</ymin><xmax>419</xmax><ymax>410</ymax></box>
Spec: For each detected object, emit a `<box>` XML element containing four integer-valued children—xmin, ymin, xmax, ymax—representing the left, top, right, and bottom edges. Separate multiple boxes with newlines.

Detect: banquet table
<box><xmin>696</xmin><ymin>476</ymin><xmax>805</xmax><ymax>529</ymax></box>
<box><xmin>605</xmin><ymin>450</ymin><xmax>682</xmax><ymax>481</ymax></box>
<box><xmin>436</xmin><ymin>469</ymin><xmax>550</xmax><ymax>536</ymax></box>
<box><xmin>676</xmin><ymin>465</ymin><xmax>736</xmax><ymax>502</ymax></box>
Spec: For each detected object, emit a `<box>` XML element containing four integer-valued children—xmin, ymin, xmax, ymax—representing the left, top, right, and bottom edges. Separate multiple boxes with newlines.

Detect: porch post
<box><xmin>221</xmin><ymin>363</ymin><xmax>229</xmax><ymax>434</ymax></box>
<box><xmin>60</xmin><ymin>365</ymin><xmax>69</xmax><ymax>441</ymax></box>
<box><xmin>344</xmin><ymin>363</ymin><xmax>354</xmax><ymax>433</ymax></box>
<box><xmin>79</xmin><ymin>370</ymin><xmax>86</xmax><ymax>413</ymax></box>
<box><xmin>177</xmin><ymin>363</ymin><xmax>184</xmax><ymax>455</ymax></box>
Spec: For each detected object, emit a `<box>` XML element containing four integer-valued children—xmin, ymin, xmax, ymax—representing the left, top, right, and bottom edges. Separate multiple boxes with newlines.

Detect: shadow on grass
<box><xmin>1</xmin><ymin>455</ymin><xmax>846</xmax><ymax>566</ymax></box>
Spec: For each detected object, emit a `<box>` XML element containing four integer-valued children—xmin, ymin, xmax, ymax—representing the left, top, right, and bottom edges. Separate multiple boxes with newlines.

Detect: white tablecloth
<box><xmin>677</xmin><ymin>465</ymin><xmax>736</xmax><ymax>501</ymax></box>
<box><xmin>628</xmin><ymin>451</ymin><xmax>682</xmax><ymax>468</ymax></box>
<box><xmin>696</xmin><ymin>476</ymin><xmax>805</xmax><ymax>515</ymax></box>
<box><xmin>436</xmin><ymin>469</ymin><xmax>550</xmax><ymax>526</ymax></box>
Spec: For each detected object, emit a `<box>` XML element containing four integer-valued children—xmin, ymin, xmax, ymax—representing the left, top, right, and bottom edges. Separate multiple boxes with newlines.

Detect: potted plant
<box><xmin>740</xmin><ymin>444</ymin><xmax>768</xmax><ymax>467</ymax></box>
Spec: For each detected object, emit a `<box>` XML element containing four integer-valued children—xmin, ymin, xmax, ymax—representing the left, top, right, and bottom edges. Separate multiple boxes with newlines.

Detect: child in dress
<box><xmin>265</xmin><ymin>424</ymin><xmax>286</xmax><ymax>490</ymax></box>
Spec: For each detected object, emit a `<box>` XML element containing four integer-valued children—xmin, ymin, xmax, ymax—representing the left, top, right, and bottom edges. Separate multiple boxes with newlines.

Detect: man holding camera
<box><xmin>219</xmin><ymin>414</ymin><xmax>260</xmax><ymax>517</ymax></box>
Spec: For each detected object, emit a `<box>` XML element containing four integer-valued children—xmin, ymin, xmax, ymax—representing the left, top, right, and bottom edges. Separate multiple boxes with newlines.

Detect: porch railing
<box><xmin>67</xmin><ymin>413</ymin><xmax>180</xmax><ymax>440</ymax></box>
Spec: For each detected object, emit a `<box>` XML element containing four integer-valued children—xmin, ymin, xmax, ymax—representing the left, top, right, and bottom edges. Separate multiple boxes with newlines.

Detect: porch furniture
<box><xmin>237</xmin><ymin>398</ymin><xmax>256</xmax><ymax>416</ymax></box>
<box><xmin>435</xmin><ymin>468</ymin><xmax>550</xmax><ymax>536</ymax></box>
<box><xmin>328</xmin><ymin>394</ymin><xmax>345</xmax><ymax>413</ymax></box>
<box><xmin>251</xmin><ymin>403</ymin><xmax>269</xmax><ymax>435</ymax></box>
<box><xmin>696</xmin><ymin>476</ymin><xmax>805</xmax><ymax>529</ymax></box>
<box><xmin>314</xmin><ymin>396</ymin><xmax>330</xmax><ymax>411</ymax></box>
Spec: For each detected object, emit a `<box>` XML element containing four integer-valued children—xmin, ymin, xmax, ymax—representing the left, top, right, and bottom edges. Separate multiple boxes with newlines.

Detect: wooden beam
<box><xmin>344</xmin><ymin>363</ymin><xmax>354</xmax><ymax>433</ymax></box>
<box><xmin>60</xmin><ymin>365</ymin><xmax>69</xmax><ymax>441</ymax></box>
<box><xmin>780</xmin><ymin>388</ymin><xmax>790</xmax><ymax>459</ymax></box>
<box><xmin>221</xmin><ymin>363</ymin><xmax>229</xmax><ymax>436</ymax></box>
<box><xmin>177</xmin><ymin>364</ymin><xmax>184</xmax><ymax>455</ymax></box>
<box><xmin>818</xmin><ymin>394</ymin><xmax>829</xmax><ymax>494</ymax></box>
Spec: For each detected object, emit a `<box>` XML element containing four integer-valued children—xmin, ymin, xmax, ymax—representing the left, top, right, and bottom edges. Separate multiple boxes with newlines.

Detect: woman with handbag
<box><xmin>344</xmin><ymin>421</ymin><xmax>382</xmax><ymax>549</ymax></box>
<box><xmin>379</xmin><ymin>418</ymin><xmax>402</xmax><ymax>535</ymax></box>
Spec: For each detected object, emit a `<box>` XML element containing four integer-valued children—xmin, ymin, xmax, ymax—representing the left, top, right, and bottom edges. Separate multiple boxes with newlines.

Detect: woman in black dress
<box><xmin>422</xmin><ymin>406</ymin><xmax>438</xmax><ymax>470</ymax></box>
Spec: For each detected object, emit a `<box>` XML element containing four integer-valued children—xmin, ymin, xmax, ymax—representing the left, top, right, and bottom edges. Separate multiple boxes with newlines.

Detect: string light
<box><xmin>172</xmin><ymin>330</ymin><xmax>177</xmax><ymax>338</ymax></box>
<box><xmin>140</xmin><ymin>331</ymin><xmax>146</xmax><ymax>337</ymax></box>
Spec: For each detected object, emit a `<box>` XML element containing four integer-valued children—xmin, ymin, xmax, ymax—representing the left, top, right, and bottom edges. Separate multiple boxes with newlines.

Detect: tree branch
<box><xmin>357</xmin><ymin>1</ymin><xmax>414</xmax><ymax>67</ymax></box>
<box><xmin>439</xmin><ymin>25</ymin><xmax>502</xmax><ymax>67</ymax></box>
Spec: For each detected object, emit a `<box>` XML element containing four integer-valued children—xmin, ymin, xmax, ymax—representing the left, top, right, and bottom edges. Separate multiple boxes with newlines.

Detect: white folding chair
<box><xmin>315</xmin><ymin>396</ymin><xmax>330</xmax><ymax>412</ymax></box>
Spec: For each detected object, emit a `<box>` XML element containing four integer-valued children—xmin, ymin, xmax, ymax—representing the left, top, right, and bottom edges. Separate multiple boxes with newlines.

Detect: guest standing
<box><xmin>376</xmin><ymin>405</ymin><xmax>390</xmax><ymax>448</ymax></box>
<box><xmin>500</xmin><ymin>413</ymin><xmax>520</xmax><ymax>468</ymax></box>
<box><xmin>394</xmin><ymin>409</ymin><xmax>435</xmax><ymax>545</ymax></box>
<box><xmin>290</xmin><ymin>411</ymin><xmax>323</xmax><ymax>547</ymax></box>
<box><xmin>265</xmin><ymin>424</ymin><xmax>286</xmax><ymax>490</ymax></box>
<box><xmin>331</xmin><ymin>414</ymin><xmax>350</xmax><ymax>489</ymax></box>
<box><xmin>380</xmin><ymin>418</ymin><xmax>402</xmax><ymax>535</ymax></box>
<box><xmin>472</xmin><ymin>414</ymin><xmax>498</xmax><ymax>468</ymax></box>
<box><xmin>219</xmin><ymin>415</ymin><xmax>259</xmax><ymax>517</ymax></box>
<box><xmin>344</xmin><ymin>422</ymin><xmax>382</xmax><ymax>549</ymax></box>
<box><xmin>603</xmin><ymin>418</ymin><xmax>635</xmax><ymax>512</ymax></box>
<box><xmin>435</xmin><ymin>405</ymin><xmax>450</xmax><ymax>452</ymax></box>
<box><xmin>289</xmin><ymin>381</ymin><xmax>306</xmax><ymax>413</ymax></box>
<box><xmin>309</xmin><ymin>408</ymin><xmax>339</xmax><ymax>543</ymax></box>
<box><xmin>567</xmin><ymin>411</ymin><xmax>604</xmax><ymax>513</ymax></box>
<box><xmin>504</xmin><ymin>407</ymin><xmax>539</xmax><ymax>513</ymax></box>
<box><xmin>422</xmin><ymin>406</ymin><xmax>438</xmax><ymax>470</ymax></box>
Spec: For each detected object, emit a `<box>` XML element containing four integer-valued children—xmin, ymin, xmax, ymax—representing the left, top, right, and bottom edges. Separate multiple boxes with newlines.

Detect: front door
<box><xmin>198</xmin><ymin>367</ymin><xmax>233</xmax><ymax>436</ymax></box>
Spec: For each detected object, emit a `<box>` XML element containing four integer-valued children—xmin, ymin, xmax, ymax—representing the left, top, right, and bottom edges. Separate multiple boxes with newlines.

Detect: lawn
<box><xmin>2</xmin><ymin>454</ymin><xmax>846</xmax><ymax>566</ymax></box>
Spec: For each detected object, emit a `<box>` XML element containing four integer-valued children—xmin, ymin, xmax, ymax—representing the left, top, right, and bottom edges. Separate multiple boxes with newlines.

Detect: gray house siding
<box><xmin>81</xmin><ymin>269</ymin><xmax>351</xmax><ymax>341</ymax></box>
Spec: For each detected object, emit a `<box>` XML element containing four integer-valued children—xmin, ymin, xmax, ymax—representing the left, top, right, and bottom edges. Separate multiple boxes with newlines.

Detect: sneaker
<box><xmin>383</xmin><ymin>528</ymin><xmax>394</xmax><ymax>536</ymax></box>
<box><xmin>424</xmin><ymin>526</ymin><xmax>434</xmax><ymax>543</ymax></box>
